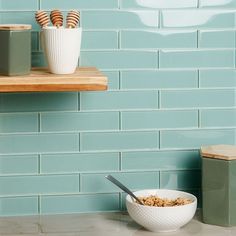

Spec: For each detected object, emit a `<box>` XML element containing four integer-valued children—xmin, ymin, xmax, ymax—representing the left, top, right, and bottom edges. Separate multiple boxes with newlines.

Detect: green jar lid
<box><xmin>201</xmin><ymin>145</ymin><xmax>236</xmax><ymax>161</ymax></box>
<box><xmin>0</xmin><ymin>24</ymin><xmax>32</xmax><ymax>31</ymax></box>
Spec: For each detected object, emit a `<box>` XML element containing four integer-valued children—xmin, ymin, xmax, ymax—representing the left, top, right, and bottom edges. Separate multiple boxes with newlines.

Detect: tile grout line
<box><xmin>38</xmin><ymin>113</ymin><xmax>41</xmax><ymax>132</ymax></box>
<box><xmin>38</xmin><ymin>195</ymin><xmax>41</xmax><ymax>215</ymax></box>
<box><xmin>197</xmin><ymin>0</ymin><xmax>200</xmax><ymax>8</ymax></box>
<box><xmin>119</xmin><ymin>111</ymin><xmax>122</xmax><ymax>130</ymax></box>
<box><xmin>78</xmin><ymin>92</ymin><xmax>81</xmax><ymax>111</ymax></box>
<box><xmin>197</xmin><ymin>30</ymin><xmax>199</xmax><ymax>48</ymax></box>
<box><xmin>198</xmin><ymin>110</ymin><xmax>201</xmax><ymax>128</ymax></box>
<box><xmin>119</xmin><ymin>152</ymin><xmax>122</xmax><ymax>171</ymax></box>
<box><xmin>118</xmin><ymin>30</ymin><xmax>121</xmax><ymax>49</ymax></box>
<box><xmin>79</xmin><ymin>173</ymin><xmax>81</xmax><ymax>192</ymax></box>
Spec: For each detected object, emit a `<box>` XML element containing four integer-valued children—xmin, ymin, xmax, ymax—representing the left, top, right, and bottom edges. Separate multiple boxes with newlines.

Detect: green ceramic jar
<box><xmin>0</xmin><ymin>24</ymin><xmax>31</xmax><ymax>76</ymax></box>
<box><xmin>201</xmin><ymin>145</ymin><xmax>236</xmax><ymax>227</ymax></box>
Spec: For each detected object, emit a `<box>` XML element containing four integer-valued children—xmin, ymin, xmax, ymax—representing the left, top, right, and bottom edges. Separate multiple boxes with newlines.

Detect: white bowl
<box><xmin>126</xmin><ymin>189</ymin><xmax>197</xmax><ymax>233</ymax></box>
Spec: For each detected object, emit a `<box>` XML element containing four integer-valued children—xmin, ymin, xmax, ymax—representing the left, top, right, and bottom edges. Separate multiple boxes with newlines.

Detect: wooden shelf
<box><xmin>0</xmin><ymin>67</ymin><xmax>108</xmax><ymax>92</ymax></box>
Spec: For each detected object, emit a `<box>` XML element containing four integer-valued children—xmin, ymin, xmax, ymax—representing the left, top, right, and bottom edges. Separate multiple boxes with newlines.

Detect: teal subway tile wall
<box><xmin>0</xmin><ymin>0</ymin><xmax>235</xmax><ymax>215</ymax></box>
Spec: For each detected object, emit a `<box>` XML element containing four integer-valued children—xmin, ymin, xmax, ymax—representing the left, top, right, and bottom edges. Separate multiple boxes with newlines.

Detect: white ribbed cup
<box><xmin>42</xmin><ymin>26</ymin><xmax>82</xmax><ymax>74</ymax></box>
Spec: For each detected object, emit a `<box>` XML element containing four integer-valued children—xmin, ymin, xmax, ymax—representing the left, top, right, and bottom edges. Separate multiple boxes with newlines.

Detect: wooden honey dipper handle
<box><xmin>50</xmin><ymin>10</ymin><xmax>63</xmax><ymax>28</ymax></box>
<box><xmin>35</xmin><ymin>10</ymin><xmax>50</xmax><ymax>28</ymax></box>
<box><xmin>66</xmin><ymin>10</ymin><xmax>80</xmax><ymax>28</ymax></box>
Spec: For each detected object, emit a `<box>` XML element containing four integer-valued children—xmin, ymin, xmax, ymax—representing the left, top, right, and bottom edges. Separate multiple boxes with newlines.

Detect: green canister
<box><xmin>0</xmin><ymin>24</ymin><xmax>31</xmax><ymax>76</ymax></box>
<box><xmin>201</xmin><ymin>145</ymin><xmax>236</xmax><ymax>226</ymax></box>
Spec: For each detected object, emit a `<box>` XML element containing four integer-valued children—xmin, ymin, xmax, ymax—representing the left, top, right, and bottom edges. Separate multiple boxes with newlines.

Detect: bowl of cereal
<box><xmin>126</xmin><ymin>189</ymin><xmax>197</xmax><ymax>233</ymax></box>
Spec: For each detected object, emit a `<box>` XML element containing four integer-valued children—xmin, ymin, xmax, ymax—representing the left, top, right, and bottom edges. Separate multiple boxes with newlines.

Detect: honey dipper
<box><xmin>35</xmin><ymin>10</ymin><xmax>50</xmax><ymax>28</ymax></box>
<box><xmin>50</xmin><ymin>9</ymin><xmax>63</xmax><ymax>28</ymax></box>
<box><xmin>66</xmin><ymin>10</ymin><xmax>80</xmax><ymax>28</ymax></box>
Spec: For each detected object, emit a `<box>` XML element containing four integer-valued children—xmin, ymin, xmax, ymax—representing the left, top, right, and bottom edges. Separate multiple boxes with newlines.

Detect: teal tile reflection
<box><xmin>0</xmin><ymin>175</ymin><xmax>79</xmax><ymax>195</ymax></box>
<box><xmin>160</xmin><ymin>170</ymin><xmax>201</xmax><ymax>189</ymax></box>
<box><xmin>199</xmin><ymin>30</ymin><xmax>235</xmax><ymax>48</ymax></box>
<box><xmin>41</xmin><ymin>194</ymin><xmax>119</xmax><ymax>214</ymax></box>
<box><xmin>0</xmin><ymin>197</ymin><xmax>38</xmax><ymax>216</ymax></box>
<box><xmin>0</xmin><ymin>93</ymin><xmax>78</xmax><ymax>112</ymax></box>
<box><xmin>41</xmin><ymin>0</ymin><xmax>118</xmax><ymax>9</ymax></box>
<box><xmin>41</xmin><ymin>112</ymin><xmax>119</xmax><ymax>131</ymax></box>
<box><xmin>0</xmin><ymin>155</ymin><xmax>38</xmax><ymax>175</ymax></box>
<box><xmin>82</xmin><ymin>31</ymin><xmax>118</xmax><ymax>50</ymax></box>
<box><xmin>121</xmin><ymin>70</ymin><xmax>198</xmax><ymax>89</ymax></box>
<box><xmin>81</xmin><ymin>131</ymin><xmax>159</xmax><ymax>151</ymax></box>
<box><xmin>200</xmin><ymin>0</ymin><xmax>236</xmax><ymax>8</ymax></box>
<box><xmin>161</xmin><ymin>10</ymin><xmax>235</xmax><ymax>28</ymax></box>
<box><xmin>122</xmin><ymin>150</ymin><xmax>200</xmax><ymax>170</ymax></box>
<box><xmin>0</xmin><ymin>134</ymin><xmax>79</xmax><ymax>154</ymax></box>
<box><xmin>200</xmin><ymin>69</ymin><xmax>236</xmax><ymax>88</ymax></box>
<box><xmin>160</xmin><ymin>49</ymin><xmax>234</xmax><ymax>68</ymax></box>
<box><xmin>82</xmin><ymin>10</ymin><xmax>159</xmax><ymax>29</ymax></box>
<box><xmin>81</xmin><ymin>172</ymin><xmax>159</xmax><ymax>192</ymax></box>
<box><xmin>41</xmin><ymin>153</ymin><xmax>119</xmax><ymax>173</ymax></box>
<box><xmin>121</xmin><ymin>0</ymin><xmax>197</xmax><ymax>8</ymax></box>
<box><xmin>80</xmin><ymin>91</ymin><xmax>158</xmax><ymax>110</ymax></box>
<box><xmin>122</xmin><ymin>110</ymin><xmax>198</xmax><ymax>130</ymax></box>
<box><xmin>121</xmin><ymin>30</ymin><xmax>197</xmax><ymax>49</ymax></box>
<box><xmin>160</xmin><ymin>89</ymin><xmax>236</xmax><ymax>108</ymax></box>
<box><xmin>161</xmin><ymin>129</ymin><xmax>235</xmax><ymax>149</ymax></box>
<box><xmin>201</xmin><ymin>109</ymin><xmax>236</xmax><ymax>127</ymax></box>
<box><xmin>0</xmin><ymin>0</ymin><xmax>38</xmax><ymax>10</ymax></box>
<box><xmin>0</xmin><ymin>113</ymin><xmax>38</xmax><ymax>133</ymax></box>
<box><xmin>80</xmin><ymin>51</ymin><xmax>158</xmax><ymax>69</ymax></box>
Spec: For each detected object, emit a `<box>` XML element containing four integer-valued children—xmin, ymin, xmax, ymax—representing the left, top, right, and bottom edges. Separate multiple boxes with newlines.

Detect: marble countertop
<box><xmin>0</xmin><ymin>211</ymin><xmax>235</xmax><ymax>236</ymax></box>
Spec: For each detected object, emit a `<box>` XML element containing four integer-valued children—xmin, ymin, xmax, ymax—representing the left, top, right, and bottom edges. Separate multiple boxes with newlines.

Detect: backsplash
<box><xmin>0</xmin><ymin>0</ymin><xmax>235</xmax><ymax>215</ymax></box>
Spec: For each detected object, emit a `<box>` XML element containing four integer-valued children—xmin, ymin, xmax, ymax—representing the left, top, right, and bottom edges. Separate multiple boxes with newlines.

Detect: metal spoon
<box><xmin>105</xmin><ymin>174</ymin><xmax>143</xmax><ymax>205</ymax></box>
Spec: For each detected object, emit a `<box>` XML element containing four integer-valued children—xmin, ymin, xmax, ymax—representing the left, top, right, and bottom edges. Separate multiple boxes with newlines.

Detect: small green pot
<box><xmin>201</xmin><ymin>145</ymin><xmax>236</xmax><ymax>226</ymax></box>
<box><xmin>0</xmin><ymin>24</ymin><xmax>31</xmax><ymax>76</ymax></box>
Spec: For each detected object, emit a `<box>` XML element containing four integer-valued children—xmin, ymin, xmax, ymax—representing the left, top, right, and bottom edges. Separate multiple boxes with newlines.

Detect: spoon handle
<box><xmin>105</xmin><ymin>175</ymin><xmax>143</xmax><ymax>205</ymax></box>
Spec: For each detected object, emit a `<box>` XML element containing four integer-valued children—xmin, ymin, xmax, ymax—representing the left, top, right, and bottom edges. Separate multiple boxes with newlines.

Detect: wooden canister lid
<box><xmin>201</xmin><ymin>145</ymin><xmax>236</xmax><ymax>161</ymax></box>
<box><xmin>0</xmin><ymin>24</ymin><xmax>32</xmax><ymax>31</ymax></box>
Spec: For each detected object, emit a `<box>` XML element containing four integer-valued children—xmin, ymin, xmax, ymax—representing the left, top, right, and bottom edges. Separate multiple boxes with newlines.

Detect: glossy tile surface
<box><xmin>161</xmin><ymin>10</ymin><xmax>235</xmax><ymax>28</ymax></box>
<box><xmin>160</xmin><ymin>49</ymin><xmax>234</xmax><ymax>68</ymax></box>
<box><xmin>0</xmin><ymin>0</ymin><xmax>235</xmax><ymax>216</ymax></box>
<box><xmin>41</xmin><ymin>194</ymin><xmax>120</xmax><ymax>214</ymax></box>
<box><xmin>201</xmin><ymin>109</ymin><xmax>236</xmax><ymax>127</ymax></box>
<box><xmin>121</xmin><ymin>30</ymin><xmax>197</xmax><ymax>49</ymax></box>
<box><xmin>0</xmin><ymin>155</ymin><xmax>38</xmax><ymax>175</ymax></box>
<box><xmin>0</xmin><ymin>113</ymin><xmax>38</xmax><ymax>133</ymax></box>
<box><xmin>121</xmin><ymin>0</ymin><xmax>198</xmax><ymax>9</ymax></box>
<box><xmin>80</xmin><ymin>91</ymin><xmax>158</xmax><ymax>110</ymax></box>
<box><xmin>82</xmin><ymin>11</ymin><xmax>159</xmax><ymax>29</ymax></box>
<box><xmin>161</xmin><ymin>129</ymin><xmax>235</xmax><ymax>149</ymax></box>
<box><xmin>82</xmin><ymin>31</ymin><xmax>118</xmax><ymax>50</ymax></box>
<box><xmin>200</xmin><ymin>0</ymin><xmax>236</xmax><ymax>8</ymax></box>
<box><xmin>121</xmin><ymin>70</ymin><xmax>198</xmax><ymax>89</ymax></box>
<box><xmin>41</xmin><ymin>112</ymin><xmax>119</xmax><ymax>131</ymax></box>
<box><xmin>121</xmin><ymin>110</ymin><xmax>198</xmax><ymax>129</ymax></box>
<box><xmin>80</xmin><ymin>172</ymin><xmax>159</xmax><ymax>192</ymax></box>
<box><xmin>160</xmin><ymin>89</ymin><xmax>236</xmax><ymax>108</ymax></box>
<box><xmin>0</xmin><ymin>175</ymin><xmax>79</xmax><ymax>195</ymax></box>
<box><xmin>122</xmin><ymin>150</ymin><xmax>200</xmax><ymax>170</ymax></box>
<box><xmin>199</xmin><ymin>30</ymin><xmax>235</xmax><ymax>48</ymax></box>
<box><xmin>80</xmin><ymin>51</ymin><xmax>158</xmax><ymax>69</ymax></box>
<box><xmin>200</xmin><ymin>69</ymin><xmax>236</xmax><ymax>88</ymax></box>
<box><xmin>81</xmin><ymin>131</ymin><xmax>159</xmax><ymax>151</ymax></box>
<box><xmin>0</xmin><ymin>134</ymin><xmax>79</xmax><ymax>154</ymax></box>
<box><xmin>40</xmin><ymin>0</ymin><xmax>118</xmax><ymax>9</ymax></box>
<box><xmin>41</xmin><ymin>153</ymin><xmax>119</xmax><ymax>173</ymax></box>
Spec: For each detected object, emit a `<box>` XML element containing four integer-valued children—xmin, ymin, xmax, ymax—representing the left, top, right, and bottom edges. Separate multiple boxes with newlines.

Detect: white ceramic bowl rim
<box><xmin>126</xmin><ymin>189</ymin><xmax>197</xmax><ymax>209</ymax></box>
